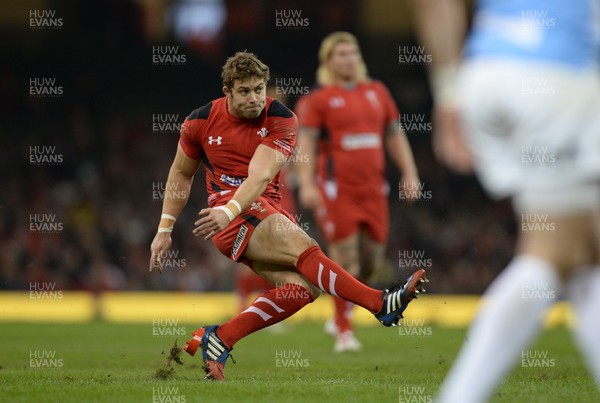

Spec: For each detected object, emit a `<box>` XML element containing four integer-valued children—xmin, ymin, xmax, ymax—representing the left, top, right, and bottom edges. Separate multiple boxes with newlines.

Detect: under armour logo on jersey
<box><xmin>329</xmin><ymin>97</ymin><xmax>345</xmax><ymax>108</ymax></box>
<box><xmin>257</xmin><ymin>127</ymin><xmax>269</xmax><ymax>138</ymax></box>
<box><xmin>208</xmin><ymin>136</ymin><xmax>222</xmax><ymax>145</ymax></box>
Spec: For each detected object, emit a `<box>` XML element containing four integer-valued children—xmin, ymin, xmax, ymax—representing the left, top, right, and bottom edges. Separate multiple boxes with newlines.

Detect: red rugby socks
<box><xmin>296</xmin><ymin>245</ymin><xmax>383</xmax><ymax>314</ymax></box>
<box><xmin>218</xmin><ymin>283</ymin><xmax>314</xmax><ymax>348</ymax></box>
<box><xmin>333</xmin><ymin>297</ymin><xmax>354</xmax><ymax>333</ymax></box>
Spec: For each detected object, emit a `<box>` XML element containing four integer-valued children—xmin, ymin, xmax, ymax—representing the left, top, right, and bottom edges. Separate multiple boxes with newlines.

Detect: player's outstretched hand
<box><xmin>194</xmin><ymin>208</ymin><xmax>230</xmax><ymax>240</ymax></box>
<box><xmin>149</xmin><ymin>232</ymin><xmax>172</xmax><ymax>273</ymax></box>
<box><xmin>433</xmin><ymin>106</ymin><xmax>473</xmax><ymax>174</ymax></box>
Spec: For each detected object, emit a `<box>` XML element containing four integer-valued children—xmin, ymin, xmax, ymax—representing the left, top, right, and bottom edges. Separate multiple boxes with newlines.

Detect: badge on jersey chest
<box><xmin>256</xmin><ymin>127</ymin><xmax>269</xmax><ymax>138</ymax></box>
<box><xmin>329</xmin><ymin>96</ymin><xmax>345</xmax><ymax>108</ymax></box>
<box><xmin>365</xmin><ymin>89</ymin><xmax>380</xmax><ymax>108</ymax></box>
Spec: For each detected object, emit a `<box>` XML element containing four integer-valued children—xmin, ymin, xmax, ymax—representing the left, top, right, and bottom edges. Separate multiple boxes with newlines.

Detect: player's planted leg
<box><xmin>184</xmin><ymin>325</ymin><xmax>231</xmax><ymax>381</ymax></box>
<box><xmin>185</xmin><ymin>274</ymin><xmax>317</xmax><ymax>381</ymax></box>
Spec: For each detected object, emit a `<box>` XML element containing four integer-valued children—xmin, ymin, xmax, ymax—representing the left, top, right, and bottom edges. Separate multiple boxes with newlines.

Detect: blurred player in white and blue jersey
<box><xmin>414</xmin><ymin>0</ymin><xmax>600</xmax><ymax>401</ymax></box>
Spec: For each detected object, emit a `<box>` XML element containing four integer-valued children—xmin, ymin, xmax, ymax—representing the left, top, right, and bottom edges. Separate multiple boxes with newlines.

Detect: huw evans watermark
<box><xmin>30</xmin><ymin>146</ymin><xmax>63</xmax><ymax>165</ymax></box>
<box><xmin>30</xmin><ymin>350</ymin><xmax>63</xmax><ymax>368</ymax></box>
<box><xmin>152</xmin><ymin>182</ymin><xmax>188</xmax><ymax>201</ymax></box>
<box><xmin>153</xmin><ymin>113</ymin><xmax>182</xmax><ymax>134</ymax></box>
<box><xmin>521</xmin><ymin>350</ymin><xmax>556</xmax><ymax>368</ymax></box>
<box><xmin>398</xmin><ymin>250</ymin><xmax>433</xmax><ymax>270</ymax></box>
<box><xmin>152</xmin><ymin>386</ymin><xmax>186</xmax><ymax>403</ymax></box>
<box><xmin>275</xmin><ymin>350</ymin><xmax>309</xmax><ymax>368</ymax></box>
<box><xmin>152</xmin><ymin>318</ymin><xmax>186</xmax><ymax>337</ymax></box>
<box><xmin>29</xmin><ymin>78</ymin><xmax>63</xmax><ymax>97</ymax></box>
<box><xmin>30</xmin><ymin>282</ymin><xmax>63</xmax><ymax>299</ymax></box>
<box><xmin>275</xmin><ymin>10</ymin><xmax>309</xmax><ymax>29</ymax></box>
<box><xmin>29</xmin><ymin>9</ymin><xmax>63</xmax><ymax>29</ymax></box>
<box><xmin>29</xmin><ymin>214</ymin><xmax>63</xmax><ymax>233</ymax></box>
<box><xmin>399</xmin><ymin>386</ymin><xmax>433</xmax><ymax>403</ymax></box>
<box><xmin>152</xmin><ymin>45</ymin><xmax>187</xmax><ymax>65</ymax></box>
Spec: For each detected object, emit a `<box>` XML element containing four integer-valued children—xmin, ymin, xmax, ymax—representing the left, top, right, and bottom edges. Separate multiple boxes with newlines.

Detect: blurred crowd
<box><xmin>0</xmin><ymin>0</ymin><xmax>516</xmax><ymax>295</ymax></box>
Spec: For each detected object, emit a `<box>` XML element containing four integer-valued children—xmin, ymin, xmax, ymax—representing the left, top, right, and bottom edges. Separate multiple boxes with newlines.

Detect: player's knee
<box><xmin>298</xmin><ymin>235</ymin><xmax>318</xmax><ymax>252</ymax></box>
<box><xmin>290</xmin><ymin>235</ymin><xmax>319</xmax><ymax>266</ymax></box>
<box><xmin>304</xmin><ymin>283</ymin><xmax>321</xmax><ymax>301</ymax></box>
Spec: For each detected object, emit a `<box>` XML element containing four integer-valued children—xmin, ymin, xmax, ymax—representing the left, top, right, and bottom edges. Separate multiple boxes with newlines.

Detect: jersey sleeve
<box><xmin>178</xmin><ymin>115</ymin><xmax>204</xmax><ymax>160</ymax></box>
<box><xmin>296</xmin><ymin>92</ymin><xmax>323</xmax><ymax>129</ymax></box>
<box><xmin>376</xmin><ymin>81</ymin><xmax>400</xmax><ymax>127</ymax></box>
<box><xmin>263</xmin><ymin>100</ymin><xmax>298</xmax><ymax>159</ymax></box>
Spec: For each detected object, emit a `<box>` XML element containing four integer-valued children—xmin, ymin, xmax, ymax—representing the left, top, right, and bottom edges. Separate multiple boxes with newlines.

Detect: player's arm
<box><xmin>295</xmin><ymin>126</ymin><xmax>323</xmax><ymax>209</ymax></box>
<box><xmin>149</xmin><ymin>143</ymin><xmax>201</xmax><ymax>272</ymax></box>
<box><xmin>385</xmin><ymin>122</ymin><xmax>420</xmax><ymax>201</ymax></box>
<box><xmin>411</xmin><ymin>0</ymin><xmax>473</xmax><ymax>173</ymax></box>
<box><xmin>412</xmin><ymin>0</ymin><xmax>465</xmax><ymax>104</ymax></box>
<box><xmin>193</xmin><ymin>144</ymin><xmax>289</xmax><ymax>240</ymax></box>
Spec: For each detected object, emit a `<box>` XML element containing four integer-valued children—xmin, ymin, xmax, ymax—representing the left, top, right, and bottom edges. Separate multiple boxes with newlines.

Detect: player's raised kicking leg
<box><xmin>185</xmin><ymin>212</ymin><xmax>428</xmax><ymax>381</ymax></box>
<box><xmin>184</xmin><ymin>262</ymin><xmax>319</xmax><ymax>381</ymax></box>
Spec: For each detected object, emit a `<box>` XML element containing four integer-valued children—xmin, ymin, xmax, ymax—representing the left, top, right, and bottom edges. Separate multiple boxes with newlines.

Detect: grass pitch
<box><xmin>0</xmin><ymin>321</ymin><xmax>598</xmax><ymax>402</ymax></box>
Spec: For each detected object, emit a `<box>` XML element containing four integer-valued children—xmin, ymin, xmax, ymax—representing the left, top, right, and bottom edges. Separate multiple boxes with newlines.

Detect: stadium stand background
<box><xmin>0</xmin><ymin>0</ymin><xmax>513</xmax><ymax>297</ymax></box>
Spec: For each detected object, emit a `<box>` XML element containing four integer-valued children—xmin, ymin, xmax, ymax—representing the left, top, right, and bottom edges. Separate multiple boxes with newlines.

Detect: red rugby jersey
<box><xmin>296</xmin><ymin>80</ymin><xmax>398</xmax><ymax>195</ymax></box>
<box><xmin>179</xmin><ymin>96</ymin><xmax>297</xmax><ymax>206</ymax></box>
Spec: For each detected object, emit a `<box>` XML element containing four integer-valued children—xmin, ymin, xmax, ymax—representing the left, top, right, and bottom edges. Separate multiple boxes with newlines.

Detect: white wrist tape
<box><xmin>229</xmin><ymin>199</ymin><xmax>242</xmax><ymax>215</ymax></box>
<box><xmin>161</xmin><ymin>213</ymin><xmax>177</xmax><ymax>222</ymax></box>
<box><xmin>430</xmin><ymin>62</ymin><xmax>459</xmax><ymax>108</ymax></box>
<box><xmin>158</xmin><ymin>227</ymin><xmax>173</xmax><ymax>233</ymax></box>
<box><xmin>214</xmin><ymin>206</ymin><xmax>235</xmax><ymax>222</ymax></box>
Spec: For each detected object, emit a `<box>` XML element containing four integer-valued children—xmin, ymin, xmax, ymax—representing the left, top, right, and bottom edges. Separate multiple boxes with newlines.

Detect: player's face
<box><xmin>224</xmin><ymin>77</ymin><xmax>267</xmax><ymax>119</ymax></box>
<box><xmin>328</xmin><ymin>42</ymin><xmax>361</xmax><ymax>82</ymax></box>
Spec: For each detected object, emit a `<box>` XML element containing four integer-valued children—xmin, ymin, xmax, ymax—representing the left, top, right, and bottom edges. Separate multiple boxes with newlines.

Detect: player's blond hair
<box><xmin>316</xmin><ymin>32</ymin><xmax>368</xmax><ymax>86</ymax></box>
<box><xmin>221</xmin><ymin>51</ymin><xmax>270</xmax><ymax>89</ymax></box>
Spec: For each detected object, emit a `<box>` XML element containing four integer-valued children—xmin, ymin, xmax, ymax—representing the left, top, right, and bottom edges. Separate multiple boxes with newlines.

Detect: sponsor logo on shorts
<box><xmin>231</xmin><ymin>224</ymin><xmax>248</xmax><ymax>260</ymax></box>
